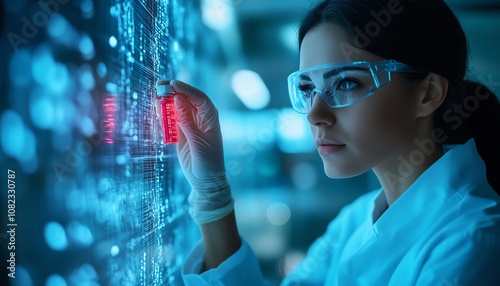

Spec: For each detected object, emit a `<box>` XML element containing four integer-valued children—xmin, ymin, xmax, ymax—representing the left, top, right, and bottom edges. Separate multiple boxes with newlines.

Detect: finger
<box><xmin>176</xmin><ymin>126</ymin><xmax>192</xmax><ymax>171</ymax></box>
<box><xmin>171</xmin><ymin>80</ymin><xmax>215</xmax><ymax>110</ymax></box>
<box><xmin>174</xmin><ymin>92</ymin><xmax>192</xmax><ymax>110</ymax></box>
<box><xmin>172</xmin><ymin>80</ymin><xmax>219</xmax><ymax>128</ymax></box>
<box><xmin>177</xmin><ymin>122</ymin><xmax>188</xmax><ymax>149</ymax></box>
<box><xmin>174</xmin><ymin>93</ymin><xmax>201</xmax><ymax>135</ymax></box>
<box><xmin>174</xmin><ymin>93</ymin><xmax>193</xmax><ymax>123</ymax></box>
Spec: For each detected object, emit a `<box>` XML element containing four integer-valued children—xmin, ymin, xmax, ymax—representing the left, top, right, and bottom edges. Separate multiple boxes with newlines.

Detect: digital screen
<box><xmin>1</xmin><ymin>0</ymin><xmax>201</xmax><ymax>285</ymax></box>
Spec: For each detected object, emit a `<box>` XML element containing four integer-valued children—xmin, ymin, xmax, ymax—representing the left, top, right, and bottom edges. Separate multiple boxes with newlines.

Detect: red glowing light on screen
<box><xmin>103</xmin><ymin>96</ymin><xmax>118</xmax><ymax>144</ymax></box>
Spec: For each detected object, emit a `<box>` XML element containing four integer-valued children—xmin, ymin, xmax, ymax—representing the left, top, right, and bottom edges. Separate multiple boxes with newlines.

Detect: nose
<box><xmin>306</xmin><ymin>93</ymin><xmax>336</xmax><ymax>127</ymax></box>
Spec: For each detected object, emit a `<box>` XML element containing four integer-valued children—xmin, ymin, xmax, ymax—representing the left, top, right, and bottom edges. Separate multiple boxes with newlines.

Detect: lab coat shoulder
<box><xmin>414</xmin><ymin>223</ymin><xmax>500</xmax><ymax>285</ymax></box>
<box><xmin>393</xmin><ymin>182</ymin><xmax>500</xmax><ymax>285</ymax></box>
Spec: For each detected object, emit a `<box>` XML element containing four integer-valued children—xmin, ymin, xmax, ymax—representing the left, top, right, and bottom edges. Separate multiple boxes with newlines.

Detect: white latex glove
<box><xmin>156</xmin><ymin>80</ymin><xmax>233</xmax><ymax>225</ymax></box>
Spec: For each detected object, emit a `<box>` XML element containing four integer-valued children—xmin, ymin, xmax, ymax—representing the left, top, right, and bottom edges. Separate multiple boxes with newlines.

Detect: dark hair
<box><xmin>298</xmin><ymin>0</ymin><xmax>500</xmax><ymax>193</ymax></box>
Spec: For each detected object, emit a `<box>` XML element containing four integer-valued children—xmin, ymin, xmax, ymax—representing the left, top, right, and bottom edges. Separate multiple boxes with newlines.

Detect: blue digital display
<box><xmin>0</xmin><ymin>1</ymin><xmax>200</xmax><ymax>285</ymax></box>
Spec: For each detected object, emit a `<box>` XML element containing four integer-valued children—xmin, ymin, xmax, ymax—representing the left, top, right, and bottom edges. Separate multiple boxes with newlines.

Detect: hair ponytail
<box><xmin>463</xmin><ymin>81</ymin><xmax>500</xmax><ymax>192</ymax></box>
<box><xmin>433</xmin><ymin>79</ymin><xmax>500</xmax><ymax>194</ymax></box>
<box><xmin>298</xmin><ymin>0</ymin><xmax>500</xmax><ymax>194</ymax></box>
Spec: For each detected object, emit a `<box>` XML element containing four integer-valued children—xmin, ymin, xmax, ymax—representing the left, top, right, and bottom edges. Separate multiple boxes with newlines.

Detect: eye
<box><xmin>335</xmin><ymin>78</ymin><xmax>360</xmax><ymax>90</ymax></box>
<box><xmin>298</xmin><ymin>84</ymin><xmax>315</xmax><ymax>97</ymax></box>
<box><xmin>323</xmin><ymin>78</ymin><xmax>363</xmax><ymax>105</ymax></box>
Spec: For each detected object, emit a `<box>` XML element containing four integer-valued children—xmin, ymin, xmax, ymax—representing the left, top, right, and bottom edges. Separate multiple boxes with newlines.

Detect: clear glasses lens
<box><xmin>287</xmin><ymin>61</ymin><xmax>416</xmax><ymax>113</ymax></box>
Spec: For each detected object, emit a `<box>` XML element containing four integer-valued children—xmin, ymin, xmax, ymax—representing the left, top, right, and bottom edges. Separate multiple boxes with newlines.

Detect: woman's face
<box><xmin>300</xmin><ymin>23</ymin><xmax>419</xmax><ymax>178</ymax></box>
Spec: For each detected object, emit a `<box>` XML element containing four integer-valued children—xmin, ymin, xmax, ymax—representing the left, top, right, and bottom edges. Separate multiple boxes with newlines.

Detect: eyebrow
<box><xmin>299</xmin><ymin>66</ymin><xmax>369</xmax><ymax>81</ymax></box>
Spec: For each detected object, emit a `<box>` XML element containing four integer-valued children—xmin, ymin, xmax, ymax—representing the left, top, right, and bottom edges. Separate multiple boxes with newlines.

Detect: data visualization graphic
<box><xmin>1</xmin><ymin>1</ymin><xmax>201</xmax><ymax>285</ymax></box>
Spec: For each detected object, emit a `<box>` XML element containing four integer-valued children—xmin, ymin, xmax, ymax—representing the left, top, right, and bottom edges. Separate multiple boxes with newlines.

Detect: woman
<box><xmin>163</xmin><ymin>0</ymin><xmax>500</xmax><ymax>284</ymax></box>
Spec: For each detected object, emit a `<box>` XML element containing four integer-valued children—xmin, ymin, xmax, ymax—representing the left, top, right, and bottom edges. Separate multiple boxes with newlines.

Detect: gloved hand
<box><xmin>156</xmin><ymin>80</ymin><xmax>233</xmax><ymax>225</ymax></box>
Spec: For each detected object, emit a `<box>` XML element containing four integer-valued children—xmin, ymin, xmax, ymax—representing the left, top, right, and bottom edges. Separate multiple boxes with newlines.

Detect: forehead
<box><xmin>299</xmin><ymin>23</ymin><xmax>384</xmax><ymax>70</ymax></box>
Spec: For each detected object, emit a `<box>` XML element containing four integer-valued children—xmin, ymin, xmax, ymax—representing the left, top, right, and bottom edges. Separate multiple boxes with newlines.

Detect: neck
<box><xmin>373</xmin><ymin>140</ymin><xmax>444</xmax><ymax>206</ymax></box>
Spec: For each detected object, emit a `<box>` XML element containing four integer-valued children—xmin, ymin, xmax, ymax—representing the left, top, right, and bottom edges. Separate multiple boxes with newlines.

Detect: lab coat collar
<box><xmin>371</xmin><ymin>138</ymin><xmax>488</xmax><ymax>235</ymax></box>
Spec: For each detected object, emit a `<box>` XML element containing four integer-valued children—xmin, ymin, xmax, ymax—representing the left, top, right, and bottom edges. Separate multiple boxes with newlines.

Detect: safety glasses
<box><xmin>287</xmin><ymin>60</ymin><xmax>425</xmax><ymax>113</ymax></box>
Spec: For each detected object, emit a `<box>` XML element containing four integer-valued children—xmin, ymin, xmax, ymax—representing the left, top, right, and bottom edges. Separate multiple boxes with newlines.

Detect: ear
<box><xmin>415</xmin><ymin>73</ymin><xmax>449</xmax><ymax>118</ymax></box>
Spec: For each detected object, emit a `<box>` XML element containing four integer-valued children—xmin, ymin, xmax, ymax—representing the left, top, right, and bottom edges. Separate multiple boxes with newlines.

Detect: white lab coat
<box><xmin>182</xmin><ymin>138</ymin><xmax>500</xmax><ymax>285</ymax></box>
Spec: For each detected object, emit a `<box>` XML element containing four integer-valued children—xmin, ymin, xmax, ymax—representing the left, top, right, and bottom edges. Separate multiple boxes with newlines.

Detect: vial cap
<box><xmin>156</xmin><ymin>85</ymin><xmax>175</xmax><ymax>97</ymax></box>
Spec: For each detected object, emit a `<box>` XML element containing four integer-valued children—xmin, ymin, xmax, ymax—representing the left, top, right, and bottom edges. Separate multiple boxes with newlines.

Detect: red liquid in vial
<box><xmin>159</xmin><ymin>96</ymin><xmax>179</xmax><ymax>144</ymax></box>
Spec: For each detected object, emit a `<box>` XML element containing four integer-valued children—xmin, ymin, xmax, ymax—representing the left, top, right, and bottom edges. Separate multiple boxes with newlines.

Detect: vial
<box><xmin>156</xmin><ymin>84</ymin><xmax>179</xmax><ymax>144</ymax></box>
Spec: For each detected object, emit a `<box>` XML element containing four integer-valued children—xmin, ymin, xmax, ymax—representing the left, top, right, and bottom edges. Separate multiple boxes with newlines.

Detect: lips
<box><xmin>315</xmin><ymin>138</ymin><xmax>345</xmax><ymax>146</ymax></box>
<box><xmin>315</xmin><ymin>138</ymin><xmax>346</xmax><ymax>155</ymax></box>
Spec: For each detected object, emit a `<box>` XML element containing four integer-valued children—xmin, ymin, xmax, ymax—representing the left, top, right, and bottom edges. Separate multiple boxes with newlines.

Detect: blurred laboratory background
<box><xmin>1</xmin><ymin>0</ymin><xmax>499</xmax><ymax>285</ymax></box>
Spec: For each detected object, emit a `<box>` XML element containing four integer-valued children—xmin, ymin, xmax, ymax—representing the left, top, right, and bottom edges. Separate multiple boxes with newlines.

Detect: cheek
<box><xmin>308</xmin><ymin>84</ymin><xmax>416</xmax><ymax>178</ymax></box>
<box><xmin>346</xmin><ymin>87</ymin><xmax>416</xmax><ymax>154</ymax></box>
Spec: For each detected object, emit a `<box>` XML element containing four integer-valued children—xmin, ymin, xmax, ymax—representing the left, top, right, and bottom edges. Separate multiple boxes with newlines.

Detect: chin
<box><xmin>323</xmin><ymin>164</ymin><xmax>367</xmax><ymax>179</ymax></box>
